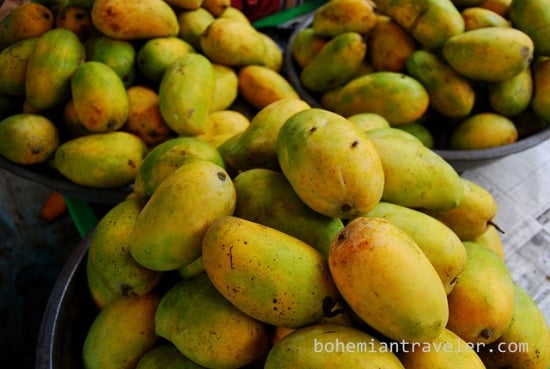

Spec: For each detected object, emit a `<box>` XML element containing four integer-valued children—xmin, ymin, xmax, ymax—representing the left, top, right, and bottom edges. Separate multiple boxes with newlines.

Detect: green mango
<box><xmin>177</xmin><ymin>7</ymin><xmax>214</xmax><ymax>50</ymax></box>
<box><xmin>312</xmin><ymin>0</ymin><xmax>378</xmax><ymax>37</ymax></box>
<box><xmin>155</xmin><ymin>274</ymin><xmax>270</xmax><ymax>369</ymax></box>
<box><xmin>233</xmin><ymin>168</ymin><xmax>344</xmax><ymax>258</ymax></box>
<box><xmin>277</xmin><ymin>108</ymin><xmax>385</xmax><ymax>219</ymax></box>
<box><xmin>85</xmin><ymin>35</ymin><xmax>137</xmax><ymax>86</ymax></box>
<box><xmin>136</xmin><ymin>344</ymin><xmax>206</xmax><ymax>369</ymax></box>
<box><xmin>128</xmin><ymin>160</ymin><xmax>236</xmax><ymax>271</ymax></box>
<box><xmin>133</xmin><ymin>136</ymin><xmax>225</xmax><ymax>198</ymax></box>
<box><xmin>362</xmin><ymin>201</ymin><xmax>467</xmax><ymax>294</ymax></box>
<box><xmin>0</xmin><ymin>37</ymin><xmax>39</xmax><ymax>96</ymax></box>
<box><xmin>509</xmin><ymin>0</ymin><xmax>550</xmax><ymax>56</ymax></box>
<box><xmin>488</xmin><ymin>65</ymin><xmax>533</xmax><ymax>117</ymax></box>
<box><xmin>202</xmin><ymin>215</ymin><xmax>340</xmax><ymax>328</ymax></box>
<box><xmin>136</xmin><ymin>36</ymin><xmax>195</xmax><ymax>82</ymax></box>
<box><xmin>264</xmin><ymin>324</ymin><xmax>405</xmax><ymax>369</ymax></box>
<box><xmin>365</xmin><ymin>127</ymin><xmax>464</xmax><ymax>211</ymax></box>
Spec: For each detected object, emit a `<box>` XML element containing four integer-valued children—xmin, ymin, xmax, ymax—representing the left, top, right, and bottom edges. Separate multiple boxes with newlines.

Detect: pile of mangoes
<box><xmin>290</xmin><ymin>0</ymin><xmax>550</xmax><ymax>150</ymax></box>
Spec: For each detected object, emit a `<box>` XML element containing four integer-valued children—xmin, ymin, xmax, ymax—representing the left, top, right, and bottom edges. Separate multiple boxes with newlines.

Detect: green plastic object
<box><xmin>252</xmin><ymin>0</ymin><xmax>327</xmax><ymax>28</ymax></box>
<box><xmin>64</xmin><ymin>196</ymin><xmax>98</xmax><ymax>238</ymax></box>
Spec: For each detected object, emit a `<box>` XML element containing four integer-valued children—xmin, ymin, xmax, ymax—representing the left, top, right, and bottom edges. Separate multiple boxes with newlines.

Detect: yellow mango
<box><xmin>321</xmin><ymin>71</ymin><xmax>430</xmax><ymax>125</ymax></box>
<box><xmin>312</xmin><ymin>0</ymin><xmax>378</xmax><ymax>37</ymax></box>
<box><xmin>201</xmin><ymin>0</ymin><xmax>231</xmax><ymax>16</ymax></box>
<box><xmin>155</xmin><ymin>273</ymin><xmax>270</xmax><ymax>368</ymax></box>
<box><xmin>509</xmin><ymin>0</ymin><xmax>550</xmax><ymax>56</ymax></box>
<box><xmin>210</xmin><ymin>63</ymin><xmax>239</xmax><ymax>112</ymax></box>
<box><xmin>0</xmin><ymin>37</ymin><xmax>39</xmax><ymax>96</ymax></box>
<box><xmin>396</xmin><ymin>122</ymin><xmax>434</xmax><ymax>148</ymax></box>
<box><xmin>479</xmin><ymin>0</ymin><xmax>512</xmax><ymax>16</ymax></box>
<box><xmin>177</xmin><ymin>7</ymin><xmax>214</xmax><ymax>50</ymax></box>
<box><xmin>55</xmin><ymin>5</ymin><xmax>96</xmax><ymax>42</ymax></box>
<box><xmin>277</xmin><ymin>108</ymin><xmax>385</xmax><ymax>219</ymax></box>
<box><xmin>328</xmin><ymin>217</ymin><xmax>449</xmax><ymax>342</ymax></box>
<box><xmin>86</xmin><ymin>258</ymin><xmax>120</xmax><ymax>310</ymax></box>
<box><xmin>196</xmin><ymin>110</ymin><xmax>249</xmax><ymax>148</ymax></box>
<box><xmin>71</xmin><ymin>61</ymin><xmax>129</xmax><ymax>132</ymax></box>
<box><xmin>136</xmin><ymin>36</ymin><xmax>195</xmax><ymax>82</ymax></box>
<box><xmin>165</xmin><ymin>0</ymin><xmax>203</xmax><ymax>9</ymax></box>
<box><xmin>447</xmin><ymin>242</ymin><xmax>515</xmax><ymax>344</ymax></box>
<box><xmin>0</xmin><ymin>113</ymin><xmax>59</xmax><ymax>165</ymax></box>
<box><xmin>0</xmin><ymin>2</ymin><xmax>54</xmax><ymax>50</ymax></box>
<box><xmin>217</xmin><ymin>6</ymin><xmax>251</xmax><ymax>24</ymax></box>
<box><xmin>290</xmin><ymin>27</ymin><xmax>326</xmax><ymax>69</ymax></box>
<box><xmin>238</xmin><ymin>65</ymin><xmax>300</xmax><ymax>109</ymax></box>
<box><xmin>258</xmin><ymin>31</ymin><xmax>283</xmax><ymax>72</ymax></box>
<box><xmin>91</xmin><ymin>0</ymin><xmax>179</xmax><ymax>40</ymax></box>
<box><xmin>347</xmin><ymin>112</ymin><xmax>390</xmax><ymax>131</ymax></box>
<box><xmin>461</xmin><ymin>6</ymin><xmax>511</xmax><ymax>30</ymax></box>
<box><xmin>54</xmin><ymin>131</ymin><xmax>148</xmax><ymax>188</ymax></box>
<box><xmin>82</xmin><ymin>294</ymin><xmax>160</xmax><ymax>369</ymax></box>
<box><xmin>472</xmin><ymin>224</ymin><xmax>506</xmax><ymax>259</ymax></box>
<box><xmin>362</xmin><ymin>201</ymin><xmax>467</xmax><ymax>295</ymax></box>
<box><xmin>264</xmin><ymin>324</ymin><xmax>405</xmax><ymax>369</ymax></box>
<box><xmin>129</xmin><ymin>160</ymin><xmax>236</xmax><ymax>271</ymax></box>
<box><xmin>449</xmin><ymin>112</ymin><xmax>518</xmax><ymax>150</ymax></box>
<box><xmin>202</xmin><ymin>215</ymin><xmax>340</xmax><ymax>328</ymax></box>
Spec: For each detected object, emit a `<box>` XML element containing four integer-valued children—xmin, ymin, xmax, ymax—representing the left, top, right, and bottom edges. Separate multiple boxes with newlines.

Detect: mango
<box><xmin>368</xmin><ymin>15</ymin><xmax>416</xmax><ymax>73</ymax></box>
<box><xmin>196</xmin><ymin>110</ymin><xmax>249</xmax><ymax>148</ymax></box>
<box><xmin>0</xmin><ymin>2</ymin><xmax>54</xmax><ymax>50</ymax></box>
<box><xmin>86</xmin><ymin>198</ymin><xmax>162</xmax><ymax>308</ymax></box>
<box><xmin>362</xmin><ymin>201</ymin><xmax>467</xmax><ymax>294</ymax></box>
<box><xmin>71</xmin><ymin>61</ymin><xmax>129</xmax><ymax>133</ymax></box>
<box><xmin>136</xmin><ymin>36</ymin><xmax>194</xmax><ymax>82</ymax></box>
<box><xmin>290</xmin><ymin>27</ymin><xmax>326</xmax><ymax>69</ymax></box>
<box><xmin>25</xmin><ymin>28</ymin><xmax>85</xmax><ymax>110</ymax></box>
<box><xmin>461</xmin><ymin>6</ymin><xmax>511</xmax><ymax>30</ymax></box>
<box><xmin>478</xmin><ymin>283</ymin><xmax>550</xmax><ymax>369</ymax></box>
<box><xmin>347</xmin><ymin>112</ymin><xmax>390</xmax><ymax>132</ymax></box>
<box><xmin>136</xmin><ymin>344</ymin><xmax>206</xmax><ymax>369</ymax></box>
<box><xmin>396</xmin><ymin>122</ymin><xmax>434</xmax><ymax>148</ymax></box>
<box><xmin>365</xmin><ymin>127</ymin><xmax>464</xmax><ymax>210</ymax></box>
<box><xmin>488</xmin><ymin>65</ymin><xmax>533</xmax><ymax>117</ymax></box>
<box><xmin>85</xmin><ymin>35</ymin><xmax>136</xmax><ymax>86</ymax></box>
<box><xmin>442</xmin><ymin>27</ymin><xmax>534</xmax><ymax>82</ymax></box>
<box><xmin>446</xmin><ymin>241</ymin><xmax>515</xmax><ymax>344</ymax></box>
<box><xmin>264</xmin><ymin>324</ymin><xmax>405</xmax><ymax>369</ymax></box>
<box><xmin>258</xmin><ymin>31</ymin><xmax>283</xmax><ymax>72</ymax></box>
<box><xmin>238</xmin><ymin>65</ymin><xmax>300</xmax><ymax>109</ymax></box>
<box><xmin>473</xmin><ymin>224</ymin><xmax>505</xmax><ymax>259</ymax></box>
<box><xmin>0</xmin><ymin>37</ymin><xmax>39</xmax><ymax>96</ymax></box>
<box><xmin>82</xmin><ymin>294</ymin><xmax>160</xmax><ymax>369</ymax></box>
<box><xmin>91</xmin><ymin>0</ymin><xmax>179</xmax><ymax>40</ymax></box>
<box><xmin>129</xmin><ymin>160</ymin><xmax>236</xmax><ymax>271</ymax></box>
<box><xmin>531</xmin><ymin>58</ymin><xmax>550</xmax><ymax>122</ymax></box>
<box><xmin>202</xmin><ymin>0</ymin><xmax>231</xmax><ymax>16</ymax></box>
<box><xmin>233</xmin><ymin>168</ymin><xmax>344</xmax><ymax>258</ymax></box>
<box><xmin>54</xmin><ymin>131</ymin><xmax>147</xmax><ymax>188</ymax></box>
<box><xmin>0</xmin><ymin>113</ymin><xmax>59</xmax><ymax>165</ymax></box>
<box><xmin>133</xmin><ymin>136</ymin><xmax>224</xmax><ymax>198</ymax></box>
<box><xmin>177</xmin><ymin>7</ymin><xmax>214</xmax><ymax>51</ymax></box>
<box><xmin>449</xmin><ymin>112</ymin><xmax>518</xmax><ymax>150</ymax></box>
<box><xmin>158</xmin><ymin>52</ymin><xmax>215</xmax><ymax>136</ymax></box>
<box><xmin>218</xmin><ymin>98</ymin><xmax>310</xmax><ymax>172</ymax></box>
<box><xmin>479</xmin><ymin>0</ymin><xmax>512</xmax><ymax>15</ymax></box>
<box><xmin>397</xmin><ymin>328</ymin><xmax>487</xmax><ymax>369</ymax></box>
<box><xmin>375</xmin><ymin>0</ymin><xmax>465</xmax><ymax>49</ymax></box>
<box><xmin>405</xmin><ymin>49</ymin><xmax>476</xmax><ymax>119</ymax></box>
<box><xmin>300</xmin><ymin>31</ymin><xmax>366</xmax><ymax>93</ymax></box>
<box><xmin>55</xmin><ymin>5</ymin><xmax>96</xmax><ymax>42</ymax></box>
<box><xmin>155</xmin><ymin>273</ymin><xmax>270</xmax><ymax>369</ymax></box>
<box><xmin>312</xmin><ymin>0</ymin><xmax>378</xmax><ymax>37</ymax></box>
<box><xmin>210</xmin><ymin>63</ymin><xmax>239</xmax><ymax>112</ymax></box>
<box><xmin>277</xmin><ymin>108</ymin><xmax>385</xmax><ymax>219</ymax></box>
<box><xmin>86</xmin><ymin>258</ymin><xmax>120</xmax><ymax>309</ymax></box>
<box><xmin>509</xmin><ymin>0</ymin><xmax>550</xmax><ymax>56</ymax></box>
<box><xmin>217</xmin><ymin>6</ymin><xmax>250</xmax><ymax>24</ymax></box>
<box><xmin>202</xmin><ymin>215</ymin><xmax>340</xmax><ymax>328</ymax></box>
<box><xmin>321</xmin><ymin>71</ymin><xmax>430</xmax><ymax>125</ymax></box>
<box><xmin>328</xmin><ymin>217</ymin><xmax>449</xmax><ymax>342</ymax></box>
<box><xmin>176</xmin><ymin>256</ymin><xmax>204</xmax><ymax>280</ymax></box>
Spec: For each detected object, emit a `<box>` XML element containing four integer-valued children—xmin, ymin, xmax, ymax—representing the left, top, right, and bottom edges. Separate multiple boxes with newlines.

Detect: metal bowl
<box><xmin>284</xmin><ymin>14</ymin><xmax>550</xmax><ymax>172</ymax></box>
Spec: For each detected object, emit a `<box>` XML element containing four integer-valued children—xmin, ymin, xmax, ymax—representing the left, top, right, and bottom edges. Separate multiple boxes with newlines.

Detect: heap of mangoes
<box><xmin>290</xmin><ymin>0</ymin><xmax>550</xmax><ymax>150</ymax></box>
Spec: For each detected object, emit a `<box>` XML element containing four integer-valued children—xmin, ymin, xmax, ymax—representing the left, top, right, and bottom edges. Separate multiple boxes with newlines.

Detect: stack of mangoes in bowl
<box><xmin>284</xmin><ymin>0</ymin><xmax>550</xmax><ymax>171</ymax></box>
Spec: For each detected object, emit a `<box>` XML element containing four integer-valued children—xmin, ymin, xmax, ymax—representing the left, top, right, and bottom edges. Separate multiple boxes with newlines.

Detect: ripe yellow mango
<box><xmin>264</xmin><ymin>324</ymin><xmax>405</xmax><ymax>369</ymax></box>
<box><xmin>312</xmin><ymin>0</ymin><xmax>378</xmax><ymax>37</ymax></box>
<box><xmin>202</xmin><ymin>216</ymin><xmax>340</xmax><ymax>328</ymax></box>
<box><xmin>473</xmin><ymin>224</ymin><xmax>505</xmax><ymax>259</ymax></box>
<box><xmin>177</xmin><ymin>7</ymin><xmax>214</xmax><ymax>50</ymax></box>
<box><xmin>461</xmin><ymin>6</ymin><xmax>511</xmax><ymax>30</ymax></box>
<box><xmin>196</xmin><ymin>110</ymin><xmax>249</xmax><ymax>148</ymax></box>
<box><xmin>210</xmin><ymin>63</ymin><xmax>239</xmax><ymax>112</ymax></box>
<box><xmin>238</xmin><ymin>65</ymin><xmax>300</xmax><ymax>109</ymax></box>
<box><xmin>446</xmin><ymin>242</ymin><xmax>515</xmax><ymax>344</ymax></box>
<box><xmin>129</xmin><ymin>160</ymin><xmax>236</xmax><ymax>271</ymax></box>
<box><xmin>362</xmin><ymin>201</ymin><xmax>467</xmax><ymax>294</ymax></box>
<box><xmin>0</xmin><ymin>2</ymin><xmax>54</xmax><ymax>50</ymax></box>
<box><xmin>328</xmin><ymin>217</ymin><xmax>449</xmax><ymax>342</ymax></box>
<box><xmin>277</xmin><ymin>108</ymin><xmax>385</xmax><ymax>219</ymax></box>
<box><xmin>155</xmin><ymin>274</ymin><xmax>270</xmax><ymax>369</ymax></box>
<box><xmin>82</xmin><ymin>294</ymin><xmax>160</xmax><ymax>369</ymax></box>
<box><xmin>449</xmin><ymin>113</ymin><xmax>518</xmax><ymax>150</ymax></box>
<box><xmin>368</xmin><ymin>15</ymin><xmax>416</xmax><ymax>73</ymax></box>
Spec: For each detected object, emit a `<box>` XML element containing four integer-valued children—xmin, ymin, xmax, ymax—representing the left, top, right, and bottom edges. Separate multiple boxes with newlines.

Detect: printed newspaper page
<box><xmin>461</xmin><ymin>138</ymin><xmax>550</xmax><ymax>323</ymax></box>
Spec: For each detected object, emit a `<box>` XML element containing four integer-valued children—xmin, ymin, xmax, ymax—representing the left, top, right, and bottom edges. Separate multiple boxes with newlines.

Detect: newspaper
<box><xmin>461</xmin><ymin>138</ymin><xmax>550</xmax><ymax>323</ymax></box>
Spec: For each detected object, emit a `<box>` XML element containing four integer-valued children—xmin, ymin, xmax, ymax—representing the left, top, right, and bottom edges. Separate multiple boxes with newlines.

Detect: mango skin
<box><xmin>0</xmin><ymin>113</ymin><xmax>59</xmax><ymax>165</ymax></box>
<box><xmin>264</xmin><ymin>324</ymin><xmax>405</xmax><ymax>369</ymax></box>
<box><xmin>277</xmin><ymin>108</ymin><xmax>385</xmax><ymax>219</ymax></box>
<box><xmin>328</xmin><ymin>217</ymin><xmax>449</xmax><ymax>342</ymax></box>
<box><xmin>136</xmin><ymin>36</ymin><xmax>194</xmax><ymax>82</ymax></box>
<box><xmin>478</xmin><ymin>283</ymin><xmax>550</xmax><ymax>369</ymax></box>
<box><xmin>202</xmin><ymin>215</ymin><xmax>340</xmax><ymax>328</ymax></box>
<box><xmin>300</xmin><ymin>31</ymin><xmax>367</xmax><ymax>93</ymax></box>
<box><xmin>461</xmin><ymin>6</ymin><xmax>511</xmax><ymax>30</ymax></box>
<box><xmin>362</xmin><ymin>201</ymin><xmax>467</xmax><ymax>295</ymax></box>
<box><xmin>0</xmin><ymin>2</ymin><xmax>54</xmax><ymax>50</ymax></box>
<box><xmin>155</xmin><ymin>274</ymin><xmax>270</xmax><ymax>369</ymax></box>
<box><xmin>136</xmin><ymin>345</ymin><xmax>206</xmax><ymax>369</ymax></box>
<box><xmin>449</xmin><ymin>112</ymin><xmax>518</xmax><ymax>150</ymax></box>
<box><xmin>71</xmin><ymin>61</ymin><xmax>129</xmax><ymax>132</ymax></box>
<box><xmin>177</xmin><ymin>7</ymin><xmax>214</xmax><ymax>50</ymax></box>
<box><xmin>406</xmin><ymin>49</ymin><xmax>475</xmax><ymax>119</ymax></box>
<box><xmin>85</xmin><ymin>35</ymin><xmax>137</xmax><ymax>86</ymax></box>
<box><xmin>25</xmin><ymin>27</ymin><xmax>85</xmax><ymax>110</ymax></box>
<box><xmin>159</xmin><ymin>52</ymin><xmax>215</xmax><ymax>136</ymax></box>
<box><xmin>532</xmin><ymin>58</ymin><xmax>550</xmax><ymax>122</ymax></box>
<box><xmin>312</xmin><ymin>0</ymin><xmax>378</xmax><ymax>37</ymax></box>
<box><xmin>210</xmin><ymin>63</ymin><xmax>239</xmax><ymax>112</ymax></box>
<box><xmin>129</xmin><ymin>160</ymin><xmax>236</xmax><ymax>271</ymax></box>
<box><xmin>54</xmin><ymin>131</ymin><xmax>148</xmax><ymax>188</ymax></box>
<box><xmin>82</xmin><ymin>294</ymin><xmax>160</xmax><ymax>369</ymax></box>
<box><xmin>86</xmin><ymin>198</ymin><xmax>162</xmax><ymax>308</ymax></box>
<box><xmin>365</xmin><ymin>127</ymin><xmax>464</xmax><ymax>211</ymax></box>
<box><xmin>446</xmin><ymin>242</ymin><xmax>515</xmax><ymax>344</ymax></box>
<box><xmin>0</xmin><ymin>37</ymin><xmax>39</xmax><ymax>96</ymax></box>
<box><xmin>321</xmin><ymin>71</ymin><xmax>430</xmax><ymax>125</ymax></box>
<box><xmin>442</xmin><ymin>27</ymin><xmax>534</xmax><ymax>82</ymax></box>
<box><xmin>233</xmin><ymin>168</ymin><xmax>344</xmax><ymax>258</ymax></box>
<box><xmin>488</xmin><ymin>65</ymin><xmax>533</xmax><ymax>116</ymax></box>
<box><xmin>238</xmin><ymin>65</ymin><xmax>299</xmax><ymax>109</ymax></box>
<box><xmin>375</xmin><ymin>0</ymin><xmax>465</xmax><ymax>49</ymax></box>
<box><xmin>509</xmin><ymin>0</ymin><xmax>550</xmax><ymax>56</ymax></box>
<box><xmin>291</xmin><ymin>27</ymin><xmax>326</xmax><ymax>69</ymax></box>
